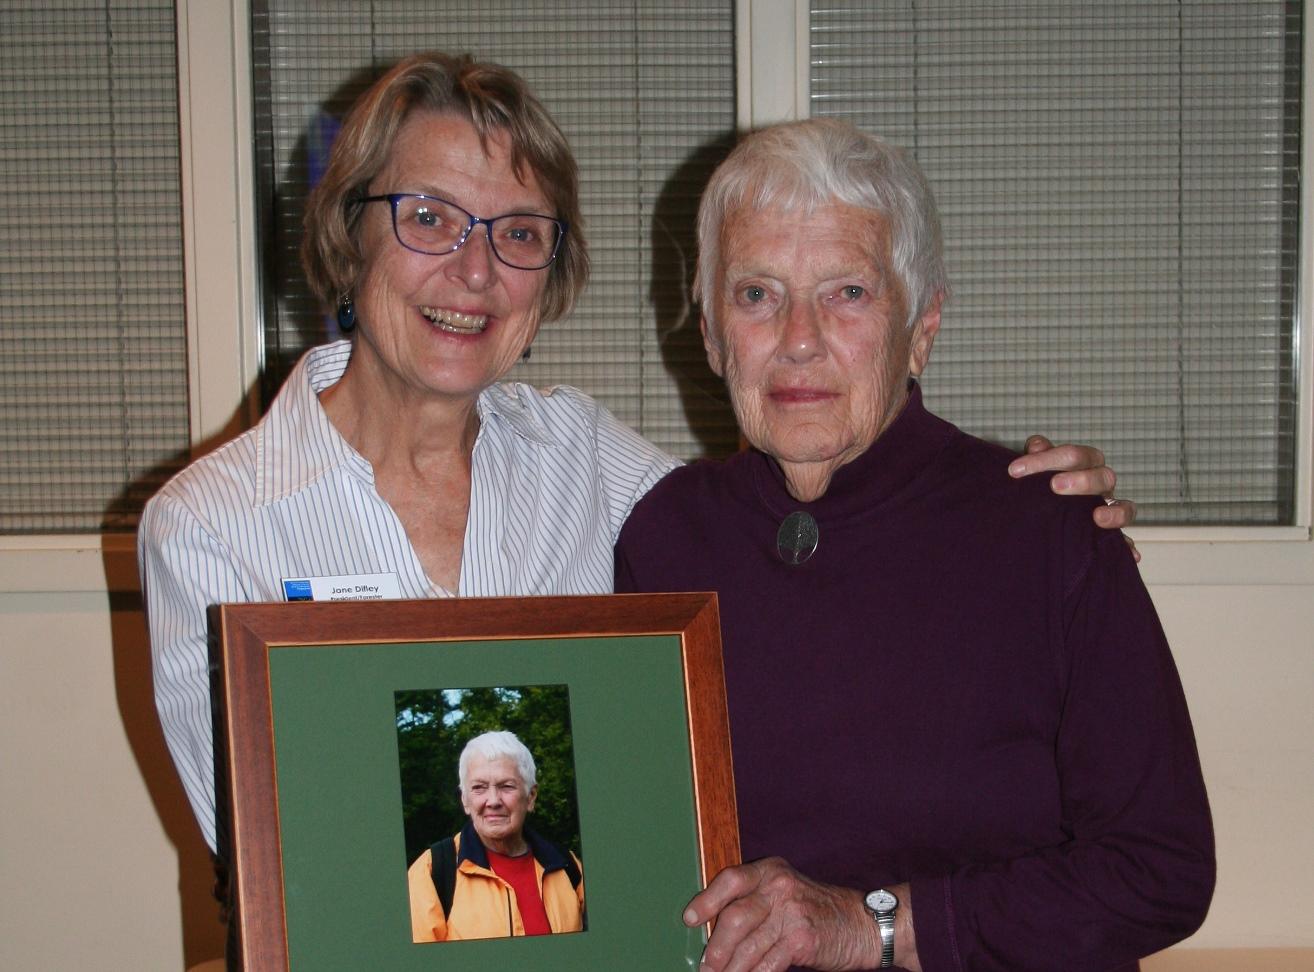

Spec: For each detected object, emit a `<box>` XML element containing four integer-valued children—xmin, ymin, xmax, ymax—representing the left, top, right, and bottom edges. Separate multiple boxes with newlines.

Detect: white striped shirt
<box><xmin>138</xmin><ymin>341</ymin><xmax>678</xmax><ymax>850</ymax></box>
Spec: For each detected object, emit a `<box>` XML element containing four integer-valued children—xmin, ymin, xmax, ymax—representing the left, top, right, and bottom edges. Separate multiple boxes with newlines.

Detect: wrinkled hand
<box><xmin>684</xmin><ymin>857</ymin><xmax>878</xmax><ymax>972</ymax></box>
<box><xmin>1009</xmin><ymin>435</ymin><xmax>1140</xmax><ymax>561</ymax></box>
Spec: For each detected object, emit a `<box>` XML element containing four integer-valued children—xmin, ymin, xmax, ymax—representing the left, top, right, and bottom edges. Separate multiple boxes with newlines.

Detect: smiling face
<box><xmin>460</xmin><ymin>754</ymin><xmax>537</xmax><ymax>855</ymax></box>
<box><xmin>349</xmin><ymin>110</ymin><xmax>552</xmax><ymax>408</ymax></box>
<box><xmin>703</xmin><ymin>201</ymin><xmax>940</xmax><ymax>500</ymax></box>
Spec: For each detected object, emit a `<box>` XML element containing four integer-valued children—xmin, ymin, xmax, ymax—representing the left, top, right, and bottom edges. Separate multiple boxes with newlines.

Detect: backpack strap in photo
<box><xmin>429</xmin><ymin>835</ymin><xmax>458</xmax><ymax>918</ymax></box>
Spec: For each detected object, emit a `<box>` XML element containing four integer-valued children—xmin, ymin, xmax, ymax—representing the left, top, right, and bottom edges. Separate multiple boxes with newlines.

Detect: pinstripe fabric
<box><xmin>138</xmin><ymin>341</ymin><xmax>678</xmax><ymax>849</ymax></box>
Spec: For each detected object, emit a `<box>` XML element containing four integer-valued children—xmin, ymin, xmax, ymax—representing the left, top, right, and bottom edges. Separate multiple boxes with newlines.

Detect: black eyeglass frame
<box><xmin>357</xmin><ymin>192</ymin><xmax>567</xmax><ymax>271</ymax></box>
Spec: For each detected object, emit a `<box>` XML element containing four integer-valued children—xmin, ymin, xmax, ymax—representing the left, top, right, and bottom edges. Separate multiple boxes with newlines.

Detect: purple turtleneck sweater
<box><xmin>614</xmin><ymin>384</ymin><xmax>1213</xmax><ymax>972</ymax></box>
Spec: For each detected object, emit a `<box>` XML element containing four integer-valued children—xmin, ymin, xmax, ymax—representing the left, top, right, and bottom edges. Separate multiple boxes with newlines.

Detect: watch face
<box><xmin>866</xmin><ymin>889</ymin><xmax>898</xmax><ymax>913</ymax></box>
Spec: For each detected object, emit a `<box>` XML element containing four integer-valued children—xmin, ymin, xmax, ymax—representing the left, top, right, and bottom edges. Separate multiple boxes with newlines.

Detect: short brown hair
<box><xmin>301</xmin><ymin>52</ymin><xmax>587</xmax><ymax>322</ymax></box>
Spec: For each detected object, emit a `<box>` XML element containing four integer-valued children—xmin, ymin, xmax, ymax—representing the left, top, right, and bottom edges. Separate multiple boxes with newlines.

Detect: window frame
<box><xmin>0</xmin><ymin>0</ymin><xmax>259</xmax><ymax>594</ymax></box>
<box><xmin>738</xmin><ymin>0</ymin><xmax>1312</xmax><ymax>588</ymax></box>
<box><xmin>1</xmin><ymin>0</ymin><xmax>1306</xmax><ymax>595</ymax></box>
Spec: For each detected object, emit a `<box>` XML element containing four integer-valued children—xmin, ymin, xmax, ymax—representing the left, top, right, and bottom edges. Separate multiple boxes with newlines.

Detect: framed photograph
<box><xmin>211</xmin><ymin>592</ymin><xmax>738</xmax><ymax>969</ymax></box>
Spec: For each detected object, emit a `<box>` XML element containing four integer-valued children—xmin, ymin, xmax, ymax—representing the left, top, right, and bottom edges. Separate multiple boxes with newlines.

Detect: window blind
<box><xmin>253</xmin><ymin>0</ymin><xmax>740</xmax><ymax>461</ymax></box>
<box><xmin>810</xmin><ymin>0</ymin><xmax>1300</xmax><ymax>524</ymax></box>
<box><xmin>0</xmin><ymin>1</ymin><xmax>188</xmax><ymax>533</ymax></box>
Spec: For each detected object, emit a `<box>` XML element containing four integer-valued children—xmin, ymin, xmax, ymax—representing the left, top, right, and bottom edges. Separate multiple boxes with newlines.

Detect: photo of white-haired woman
<box><xmin>406</xmin><ymin>730</ymin><xmax>584</xmax><ymax>943</ymax></box>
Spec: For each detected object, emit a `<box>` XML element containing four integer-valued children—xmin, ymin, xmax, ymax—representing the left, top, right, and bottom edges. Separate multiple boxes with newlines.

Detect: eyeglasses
<box><xmin>358</xmin><ymin>193</ymin><xmax>566</xmax><ymax>271</ymax></box>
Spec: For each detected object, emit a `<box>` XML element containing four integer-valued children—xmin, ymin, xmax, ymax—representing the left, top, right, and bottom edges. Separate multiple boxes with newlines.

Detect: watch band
<box><xmin>876</xmin><ymin>910</ymin><xmax>895</xmax><ymax>968</ymax></box>
<box><xmin>864</xmin><ymin>888</ymin><xmax>899</xmax><ymax>969</ymax></box>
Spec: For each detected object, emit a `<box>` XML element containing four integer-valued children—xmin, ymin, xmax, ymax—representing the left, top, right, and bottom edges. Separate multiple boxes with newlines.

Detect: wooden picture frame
<box><xmin>211</xmin><ymin>592</ymin><xmax>738</xmax><ymax>969</ymax></box>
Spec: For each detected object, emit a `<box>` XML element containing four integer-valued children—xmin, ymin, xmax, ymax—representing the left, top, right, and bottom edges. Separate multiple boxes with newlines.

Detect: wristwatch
<box><xmin>863</xmin><ymin>888</ymin><xmax>899</xmax><ymax>968</ymax></box>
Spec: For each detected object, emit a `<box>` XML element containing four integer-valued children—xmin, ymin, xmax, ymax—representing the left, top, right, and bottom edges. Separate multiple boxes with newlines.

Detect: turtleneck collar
<box><xmin>746</xmin><ymin>381</ymin><xmax>959</xmax><ymax>522</ymax></box>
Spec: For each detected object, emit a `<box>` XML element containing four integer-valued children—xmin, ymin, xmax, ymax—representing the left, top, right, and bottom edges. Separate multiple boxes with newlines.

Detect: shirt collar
<box><xmin>255</xmin><ymin>340</ymin><xmax>367</xmax><ymax>506</ymax></box>
<box><xmin>255</xmin><ymin>341</ymin><xmax>562</xmax><ymax>506</ymax></box>
<box><xmin>476</xmin><ymin>381</ymin><xmax>566</xmax><ymax>449</ymax></box>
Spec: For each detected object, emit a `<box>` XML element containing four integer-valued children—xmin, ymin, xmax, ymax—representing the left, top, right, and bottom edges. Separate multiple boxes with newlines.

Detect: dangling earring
<box><xmin>521</xmin><ymin>345</ymin><xmax>532</xmax><ymax>361</ymax></box>
<box><xmin>336</xmin><ymin>294</ymin><xmax>356</xmax><ymax>333</ymax></box>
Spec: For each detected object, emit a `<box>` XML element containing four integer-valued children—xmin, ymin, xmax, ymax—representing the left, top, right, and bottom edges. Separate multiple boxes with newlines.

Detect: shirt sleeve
<box><xmin>407</xmin><ymin>850</ymin><xmax>448</xmax><ymax>943</ymax></box>
<box><xmin>908</xmin><ymin>527</ymin><xmax>1215</xmax><ymax>972</ymax></box>
<box><xmin>138</xmin><ymin>489</ymin><xmax>252</xmax><ymax>852</ymax></box>
<box><xmin>589</xmin><ymin>398</ymin><xmax>680</xmax><ymax>544</ymax></box>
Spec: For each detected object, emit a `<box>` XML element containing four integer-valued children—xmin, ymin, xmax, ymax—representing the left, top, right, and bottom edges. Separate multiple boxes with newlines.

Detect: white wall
<box><xmin>1</xmin><ymin>567</ymin><xmax>1312</xmax><ymax>968</ymax></box>
<box><xmin>1153</xmin><ymin>583</ymin><xmax>1314</xmax><ymax>948</ymax></box>
<box><xmin>0</xmin><ymin>588</ymin><xmax>224</xmax><ymax>969</ymax></box>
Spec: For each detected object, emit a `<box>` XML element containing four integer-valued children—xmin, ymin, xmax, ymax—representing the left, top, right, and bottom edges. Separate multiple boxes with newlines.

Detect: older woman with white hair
<box><xmin>407</xmin><ymin>730</ymin><xmax>583</xmax><ymax>942</ymax></box>
<box><xmin>615</xmin><ymin>119</ymin><xmax>1214</xmax><ymax>971</ymax></box>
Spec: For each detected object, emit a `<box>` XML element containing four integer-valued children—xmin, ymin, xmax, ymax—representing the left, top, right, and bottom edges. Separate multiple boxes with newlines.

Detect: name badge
<box><xmin>281</xmin><ymin>572</ymin><xmax>402</xmax><ymax>602</ymax></box>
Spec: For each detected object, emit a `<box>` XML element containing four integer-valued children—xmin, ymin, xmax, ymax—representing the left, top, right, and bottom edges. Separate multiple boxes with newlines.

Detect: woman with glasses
<box><xmin>138</xmin><ymin>52</ymin><xmax>1129</xmax><ymax>856</ymax></box>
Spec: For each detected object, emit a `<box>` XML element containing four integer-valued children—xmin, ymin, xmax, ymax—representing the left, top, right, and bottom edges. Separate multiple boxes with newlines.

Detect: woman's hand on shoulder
<box><xmin>1008</xmin><ymin>434</ymin><xmax>1140</xmax><ymax>561</ymax></box>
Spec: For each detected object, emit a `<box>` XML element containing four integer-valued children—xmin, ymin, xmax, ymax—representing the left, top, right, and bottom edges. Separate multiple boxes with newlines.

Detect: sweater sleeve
<box><xmin>909</xmin><ymin>528</ymin><xmax>1215</xmax><ymax>972</ymax></box>
<box><xmin>613</xmin><ymin>527</ymin><xmax>640</xmax><ymax>593</ymax></box>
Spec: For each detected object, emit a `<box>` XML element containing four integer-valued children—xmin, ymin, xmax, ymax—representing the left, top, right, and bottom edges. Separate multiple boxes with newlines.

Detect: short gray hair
<box><xmin>458</xmin><ymin>730</ymin><xmax>537</xmax><ymax>792</ymax></box>
<box><xmin>695</xmin><ymin>118</ymin><xmax>947</xmax><ymax>329</ymax></box>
